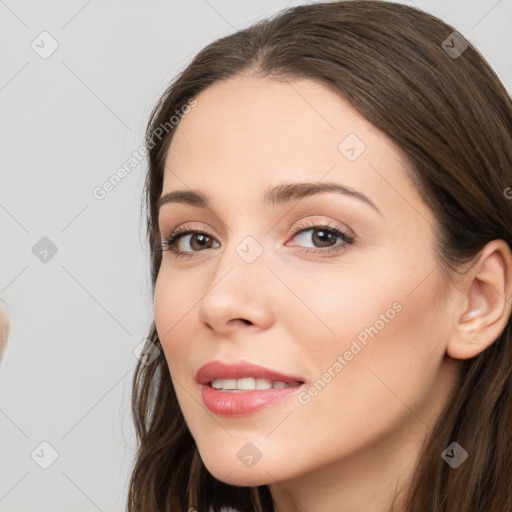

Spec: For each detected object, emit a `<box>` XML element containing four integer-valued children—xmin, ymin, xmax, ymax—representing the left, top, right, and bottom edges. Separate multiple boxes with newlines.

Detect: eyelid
<box><xmin>160</xmin><ymin>221</ymin><xmax>214</xmax><ymax>240</ymax></box>
<box><xmin>285</xmin><ymin>218</ymin><xmax>354</xmax><ymax>242</ymax></box>
<box><xmin>161</xmin><ymin>218</ymin><xmax>351</xmax><ymax>243</ymax></box>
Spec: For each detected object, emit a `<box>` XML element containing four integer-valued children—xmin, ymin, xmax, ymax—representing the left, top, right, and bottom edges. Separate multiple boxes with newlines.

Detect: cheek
<box><xmin>284</xmin><ymin>267</ymin><xmax>447</xmax><ymax>467</ymax></box>
<box><xmin>153</xmin><ymin>267</ymin><xmax>195</xmax><ymax>365</ymax></box>
<box><xmin>154</xmin><ymin>263</ymin><xmax>198</xmax><ymax>330</ymax></box>
<box><xmin>154</xmin><ymin>269</ymin><xmax>174</xmax><ymax>342</ymax></box>
<box><xmin>299</xmin><ymin>251</ymin><xmax>447</xmax><ymax>403</ymax></box>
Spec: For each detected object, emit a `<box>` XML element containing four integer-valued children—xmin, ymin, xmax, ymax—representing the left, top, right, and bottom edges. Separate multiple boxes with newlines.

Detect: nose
<box><xmin>196</xmin><ymin>241</ymin><xmax>275</xmax><ymax>334</ymax></box>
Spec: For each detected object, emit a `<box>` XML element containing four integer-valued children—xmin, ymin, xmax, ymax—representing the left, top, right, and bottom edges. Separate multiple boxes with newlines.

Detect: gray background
<box><xmin>1</xmin><ymin>1</ymin><xmax>510</xmax><ymax>510</ymax></box>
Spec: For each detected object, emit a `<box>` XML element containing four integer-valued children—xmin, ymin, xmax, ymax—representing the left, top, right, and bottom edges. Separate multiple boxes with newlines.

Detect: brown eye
<box><xmin>186</xmin><ymin>233</ymin><xmax>216</xmax><ymax>251</ymax></box>
<box><xmin>289</xmin><ymin>224</ymin><xmax>354</xmax><ymax>252</ymax></box>
<box><xmin>310</xmin><ymin>229</ymin><xmax>339</xmax><ymax>248</ymax></box>
<box><xmin>161</xmin><ymin>229</ymin><xmax>220</xmax><ymax>257</ymax></box>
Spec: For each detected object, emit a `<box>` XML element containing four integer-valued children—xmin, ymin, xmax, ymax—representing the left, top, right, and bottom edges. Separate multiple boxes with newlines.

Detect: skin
<box><xmin>0</xmin><ymin>302</ymin><xmax>9</xmax><ymax>363</ymax></box>
<box><xmin>153</xmin><ymin>75</ymin><xmax>512</xmax><ymax>512</ymax></box>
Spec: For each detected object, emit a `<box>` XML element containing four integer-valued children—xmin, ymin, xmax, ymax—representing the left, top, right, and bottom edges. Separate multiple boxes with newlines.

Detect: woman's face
<box><xmin>154</xmin><ymin>75</ymin><xmax>460</xmax><ymax>489</ymax></box>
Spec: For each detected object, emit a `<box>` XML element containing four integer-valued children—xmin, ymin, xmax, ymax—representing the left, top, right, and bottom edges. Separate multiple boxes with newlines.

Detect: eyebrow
<box><xmin>157</xmin><ymin>181</ymin><xmax>382</xmax><ymax>215</ymax></box>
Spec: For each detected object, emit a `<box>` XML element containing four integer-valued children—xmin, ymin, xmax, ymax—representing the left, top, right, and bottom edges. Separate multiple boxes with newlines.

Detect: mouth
<box><xmin>196</xmin><ymin>361</ymin><xmax>305</xmax><ymax>418</ymax></box>
<box><xmin>208</xmin><ymin>377</ymin><xmax>303</xmax><ymax>392</ymax></box>
<box><xmin>196</xmin><ymin>359</ymin><xmax>305</xmax><ymax>387</ymax></box>
<box><xmin>196</xmin><ymin>360</ymin><xmax>306</xmax><ymax>415</ymax></box>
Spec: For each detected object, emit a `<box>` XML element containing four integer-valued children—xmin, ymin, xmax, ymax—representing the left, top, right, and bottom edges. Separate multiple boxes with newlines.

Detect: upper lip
<box><xmin>196</xmin><ymin>360</ymin><xmax>305</xmax><ymax>385</ymax></box>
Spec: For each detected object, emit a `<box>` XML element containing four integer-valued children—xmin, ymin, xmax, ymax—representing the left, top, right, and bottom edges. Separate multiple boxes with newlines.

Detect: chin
<box><xmin>206</xmin><ymin>464</ymin><xmax>271</xmax><ymax>487</ymax></box>
<box><xmin>199</xmin><ymin>450</ymin><xmax>276</xmax><ymax>487</ymax></box>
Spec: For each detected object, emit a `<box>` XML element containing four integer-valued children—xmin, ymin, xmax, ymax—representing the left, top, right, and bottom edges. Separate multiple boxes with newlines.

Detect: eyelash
<box><xmin>158</xmin><ymin>221</ymin><xmax>355</xmax><ymax>260</ymax></box>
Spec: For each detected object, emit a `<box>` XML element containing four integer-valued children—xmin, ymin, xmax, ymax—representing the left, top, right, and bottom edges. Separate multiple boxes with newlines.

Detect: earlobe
<box><xmin>446</xmin><ymin>240</ymin><xmax>512</xmax><ymax>361</ymax></box>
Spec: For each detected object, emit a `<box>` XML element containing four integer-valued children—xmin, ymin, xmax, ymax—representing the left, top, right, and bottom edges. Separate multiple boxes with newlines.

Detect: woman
<box><xmin>128</xmin><ymin>1</ymin><xmax>512</xmax><ymax>511</ymax></box>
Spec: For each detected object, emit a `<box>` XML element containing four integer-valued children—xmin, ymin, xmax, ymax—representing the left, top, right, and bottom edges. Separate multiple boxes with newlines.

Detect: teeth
<box><xmin>210</xmin><ymin>377</ymin><xmax>301</xmax><ymax>391</ymax></box>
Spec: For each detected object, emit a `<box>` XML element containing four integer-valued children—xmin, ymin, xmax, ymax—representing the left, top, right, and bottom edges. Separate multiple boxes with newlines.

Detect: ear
<box><xmin>446</xmin><ymin>239</ymin><xmax>512</xmax><ymax>360</ymax></box>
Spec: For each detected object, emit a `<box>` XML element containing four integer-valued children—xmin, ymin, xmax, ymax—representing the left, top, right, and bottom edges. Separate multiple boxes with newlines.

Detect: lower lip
<box><xmin>200</xmin><ymin>383</ymin><xmax>304</xmax><ymax>416</ymax></box>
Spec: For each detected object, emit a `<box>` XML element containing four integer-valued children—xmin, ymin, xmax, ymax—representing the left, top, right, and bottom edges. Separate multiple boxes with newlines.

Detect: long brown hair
<box><xmin>127</xmin><ymin>1</ymin><xmax>512</xmax><ymax>510</ymax></box>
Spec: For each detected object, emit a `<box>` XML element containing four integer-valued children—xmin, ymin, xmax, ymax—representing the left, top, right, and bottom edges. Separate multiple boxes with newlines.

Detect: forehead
<box><xmin>168</xmin><ymin>75</ymin><xmax>384</xmax><ymax>163</ymax></box>
<box><xmin>162</xmin><ymin>75</ymin><xmax>425</xmax><ymax>222</ymax></box>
